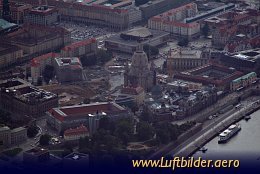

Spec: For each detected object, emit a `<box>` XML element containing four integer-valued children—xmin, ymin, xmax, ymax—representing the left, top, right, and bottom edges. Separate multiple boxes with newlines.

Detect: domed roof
<box><xmin>131</xmin><ymin>51</ymin><xmax>148</xmax><ymax>68</ymax></box>
<box><xmin>129</xmin><ymin>44</ymin><xmax>149</xmax><ymax>75</ymax></box>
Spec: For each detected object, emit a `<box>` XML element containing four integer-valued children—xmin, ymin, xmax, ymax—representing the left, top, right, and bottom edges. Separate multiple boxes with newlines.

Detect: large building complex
<box><xmin>0</xmin><ymin>78</ymin><xmax>58</xmax><ymax>118</ymax></box>
<box><xmin>139</xmin><ymin>0</ymin><xmax>191</xmax><ymax>19</ymax></box>
<box><xmin>148</xmin><ymin>3</ymin><xmax>235</xmax><ymax>39</ymax></box>
<box><xmin>61</xmin><ymin>38</ymin><xmax>97</xmax><ymax>58</ymax></box>
<box><xmin>173</xmin><ymin>63</ymin><xmax>244</xmax><ymax>91</ymax></box>
<box><xmin>221</xmin><ymin>48</ymin><xmax>260</xmax><ymax>72</ymax></box>
<box><xmin>105</xmin><ymin>27</ymin><xmax>169</xmax><ymax>54</ymax></box>
<box><xmin>7</xmin><ymin>24</ymin><xmax>71</xmax><ymax>58</ymax></box>
<box><xmin>13</xmin><ymin>0</ymin><xmax>129</xmax><ymax>30</ymax></box>
<box><xmin>167</xmin><ymin>48</ymin><xmax>210</xmax><ymax>72</ymax></box>
<box><xmin>24</xmin><ymin>5</ymin><xmax>59</xmax><ymax>26</ymax></box>
<box><xmin>46</xmin><ymin>102</ymin><xmax>132</xmax><ymax>134</ymax></box>
<box><xmin>54</xmin><ymin>57</ymin><xmax>83</xmax><ymax>83</ymax></box>
<box><xmin>148</xmin><ymin>2</ymin><xmax>199</xmax><ymax>39</ymax></box>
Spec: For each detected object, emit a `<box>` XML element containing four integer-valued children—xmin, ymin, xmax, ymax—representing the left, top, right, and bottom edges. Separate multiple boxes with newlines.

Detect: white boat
<box><xmin>218</xmin><ymin>123</ymin><xmax>241</xmax><ymax>143</ymax></box>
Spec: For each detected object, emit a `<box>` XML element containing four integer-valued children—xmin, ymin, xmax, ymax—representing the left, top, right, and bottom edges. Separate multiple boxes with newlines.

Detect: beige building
<box><xmin>148</xmin><ymin>3</ymin><xmax>200</xmax><ymax>39</ymax></box>
<box><xmin>61</xmin><ymin>38</ymin><xmax>97</xmax><ymax>58</ymax></box>
<box><xmin>64</xmin><ymin>125</ymin><xmax>89</xmax><ymax>141</ymax></box>
<box><xmin>30</xmin><ymin>52</ymin><xmax>59</xmax><ymax>85</ymax></box>
<box><xmin>0</xmin><ymin>43</ymin><xmax>23</xmax><ymax>69</ymax></box>
<box><xmin>13</xmin><ymin>0</ymin><xmax>129</xmax><ymax>30</ymax></box>
<box><xmin>0</xmin><ymin>126</ymin><xmax>27</xmax><ymax>148</ymax></box>
<box><xmin>8</xmin><ymin>24</ymin><xmax>71</xmax><ymax>57</ymax></box>
<box><xmin>167</xmin><ymin>48</ymin><xmax>210</xmax><ymax>72</ymax></box>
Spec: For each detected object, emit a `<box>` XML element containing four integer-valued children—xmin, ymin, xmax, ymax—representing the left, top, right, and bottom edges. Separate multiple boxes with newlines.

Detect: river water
<box><xmin>193</xmin><ymin>110</ymin><xmax>260</xmax><ymax>164</ymax></box>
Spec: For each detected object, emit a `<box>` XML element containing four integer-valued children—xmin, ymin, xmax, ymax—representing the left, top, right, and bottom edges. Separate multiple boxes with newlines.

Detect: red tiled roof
<box><xmin>64</xmin><ymin>125</ymin><xmax>89</xmax><ymax>137</ymax></box>
<box><xmin>48</xmin><ymin>102</ymin><xmax>125</xmax><ymax>122</ymax></box>
<box><xmin>31</xmin><ymin>52</ymin><xmax>59</xmax><ymax>67</ymax></box>
<box><xmin>175</xmin><ymin>63</ymin><xmax>244</xmax><ymax>87</ymax></box>
<box><xmin>61</xmin><ymin>38</ymin><xmax>96</xmax><ymax>51</ymax></box>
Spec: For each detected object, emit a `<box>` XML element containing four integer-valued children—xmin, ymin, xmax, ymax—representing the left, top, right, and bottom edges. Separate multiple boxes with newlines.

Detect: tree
<box><xmin>27</xmin><ymin>124</ymin><xmax>39</xmax><ymax>138</ymax></box>
<box><xmin>136</xmin><ymin>122</ymin><xmax>154</xmax><ymax>141</ymax></box>
<box><xmin>178</xmin><ymin>38</ymin><xmax>189</xmax><ymax>47</ymax></box>
<box><xmin>39</xmin><ymin>134</ymin><xmax>51</xmax><ymax>146</ymax></box>
<box><xmin>99</xmin><ymin>117</ymin><xmax>115</xmax><ymax>132</ymax></box>
<box><xmin>114</xmin><ymin>119</ymin><xmax>134</xmax><ymax>145</ymax></box>
<box><xmin>202</xmin><ymin>23</ymin><xmax>210</xmax><ymax>37</ymax></box>
<box><xmin>37</xmin><ymin>77</ymin><xmax>43</xmax><ymax>86</ymax></box>
<box><xmin>43</xmin><ymin>65</ymin><xmax>55</xmax><ymax>84</ymax></box>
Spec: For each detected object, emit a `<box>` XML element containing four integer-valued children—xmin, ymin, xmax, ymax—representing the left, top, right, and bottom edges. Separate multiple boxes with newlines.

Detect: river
<box><xmin>193</xmin><ymin>109</ymin><xmax>260</xmax><ymax>164</ymax></box>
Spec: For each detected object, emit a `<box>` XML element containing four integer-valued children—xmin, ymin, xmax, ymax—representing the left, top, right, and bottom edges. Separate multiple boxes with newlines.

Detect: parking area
<box><xmin>58</xmin><ymin>22</ymin><xmax>115</xmax><ymax>42</ymax></box>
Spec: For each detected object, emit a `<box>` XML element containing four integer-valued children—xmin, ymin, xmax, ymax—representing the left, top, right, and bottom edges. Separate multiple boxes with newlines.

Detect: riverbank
<box><xmin>174</xmin><ymin>99</ymin><xmax>260</xmax><ymax>158</ymax></box>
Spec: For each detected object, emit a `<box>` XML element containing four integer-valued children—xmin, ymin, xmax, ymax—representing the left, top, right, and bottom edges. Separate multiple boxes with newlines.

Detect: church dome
<box><xmin>129</xmin><ymin>44</ymin><xmax>149</xmax><ymax>75</ymax></box>
<box><xmin>131</xmin><ymin>51</ymin><xmax>148</xmax><ymax>68</ymax></box>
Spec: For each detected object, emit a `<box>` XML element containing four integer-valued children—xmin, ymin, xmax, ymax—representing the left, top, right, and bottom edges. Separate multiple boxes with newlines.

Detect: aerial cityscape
<box><xmin>0</xmin><ymin>0</ymin><xmax>260</xmax><ymax>172</ymax></box>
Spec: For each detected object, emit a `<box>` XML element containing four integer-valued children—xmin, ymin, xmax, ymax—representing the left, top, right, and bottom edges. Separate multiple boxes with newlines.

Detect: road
<box><xmin>170</xmin><ymin>97</ymin><xmax>260</xmax><ymax>157</ymax></box>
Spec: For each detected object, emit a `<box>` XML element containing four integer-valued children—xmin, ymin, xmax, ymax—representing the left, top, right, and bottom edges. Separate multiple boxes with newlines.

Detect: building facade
<box><xmin>46</xmin><ymin>102</ymin><xmax>132</xmax><ymax>134</ymax></box>
<box><xmin>0</xmin><ymin>43</ymin><xmax>23</xmax><ymax>69</ymax></box>
<box><xmin>54</xmin><ymin>57</ymin><xmax>83</xmax><ymax>83</ymax></box>
<box><xmin>167</xmin><ymin>48</ymin><xmax>210</xmax><ymax>72</ymax></box>
<box><xmin>0</xmin><ymin>1</ymin><xmax>32</xmax><ymax>24</ymax></box>
<box><xmin>61</xmin><ymin>38</ymin><xmax>97</xmax><ymax>58</ymax></box>
<box><xmin>148</xmin><ymin>3</ymin><xmax>200</xmax><ymax>39</ymax></box>
<box><xmin>13</xmin><ymin>0</ymin><xmax>129</xmax><ymax>30</ymax></box>
<box><xmin>124</xmin><ymin>44</ymin><xmax>156</xmax><ymax>91</ymax></box>
<box><xmin>64</xmin><ymin>125</ymin><xmax>89</xmax><ymax>141</ymax></box>
<box><xmin>230</xmin><ymin>72</ymin><xmax>257</xmax><ymax>91</ymax></box>
<box><xmin>8</xmin><ymin>24</ymin><xmax>71</xmax><ymax>57</ymax></box>
<box><xmin>0</xmin><ymin>126</ymin><xmax>27</xmax><ymax>148</ymax></box>
<box><xmin>0</xmin><ymin>78</ymin><xmax>58</xmax><ymax>118</ymax></box>
<box><xmin>30</xmin><ymin>52</ymin><xmax>59</xmax><ymax>85</ymax></box>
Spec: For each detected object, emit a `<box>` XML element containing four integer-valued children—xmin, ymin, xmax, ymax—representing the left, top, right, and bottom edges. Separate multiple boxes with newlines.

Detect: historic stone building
<box><xmin>124</xmin><ymin>44</ymin><xmax>156</xmax><ymax>91</ymax></box>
